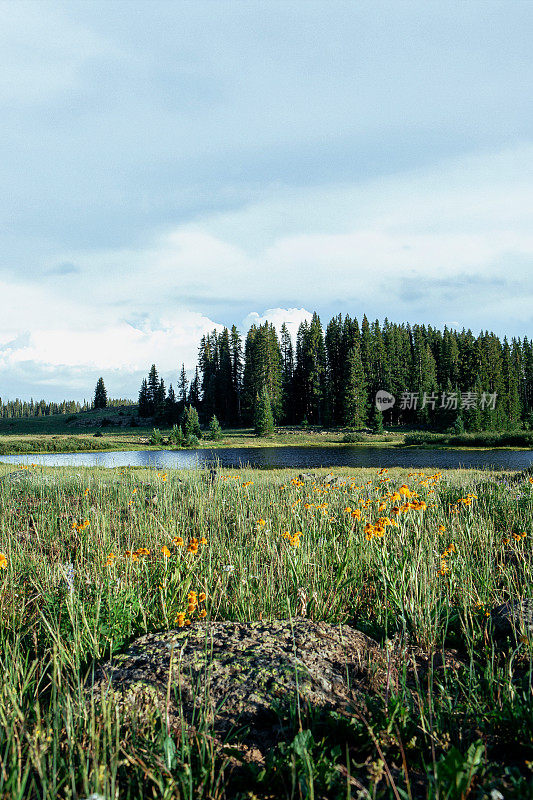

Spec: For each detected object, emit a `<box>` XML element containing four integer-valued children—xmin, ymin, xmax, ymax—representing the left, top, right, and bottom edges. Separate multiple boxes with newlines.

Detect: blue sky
<box><xmin>1</xmin><ymin>0</ymin><xmax>532</xmax><ymax>400</ymax></box>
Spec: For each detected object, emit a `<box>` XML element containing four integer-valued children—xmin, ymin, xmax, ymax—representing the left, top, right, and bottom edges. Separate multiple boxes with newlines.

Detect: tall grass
<box><xmin>404</xmin><ymin>430</ymin><xmax>533</xmax><ymax>448</ymax></box>
<box><xmin>0</xmin><ymin>465</ymin><xmax>531</xmax><ymax>798</ymax></box>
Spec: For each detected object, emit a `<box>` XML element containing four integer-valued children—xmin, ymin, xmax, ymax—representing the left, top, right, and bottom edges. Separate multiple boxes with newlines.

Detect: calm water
<box><xmin>0</xmin><ymin>446</ymin><xmax>531</xmax><ymax>470</ymax></box>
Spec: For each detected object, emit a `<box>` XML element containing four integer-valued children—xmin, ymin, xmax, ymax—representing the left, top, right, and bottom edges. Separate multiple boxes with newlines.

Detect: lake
<box><xmin>0</xmin><ymin>446</ymin><xmax>531</xmax><ymax>470</ymax></box>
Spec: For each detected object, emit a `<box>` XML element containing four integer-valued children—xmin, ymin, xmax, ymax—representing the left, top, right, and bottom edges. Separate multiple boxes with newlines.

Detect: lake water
<box><xmin>0</xmin><ymin>446</ymin><xmax>531</xmax><ymax>471</ymax></box>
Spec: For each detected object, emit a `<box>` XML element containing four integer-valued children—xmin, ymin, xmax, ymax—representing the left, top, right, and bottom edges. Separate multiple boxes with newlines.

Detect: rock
<box><xmin>509</xmin><ymin>465</ymin><xmax>533</xmax><ymax>484</ymax></box>
<box><xmin>0</xmin><ymin>471</ymin><xmax>33</xmax><ymax>483</ymax></box>
<box><xmin>297</xmin><ymin>473</ymin><xmax>348</xmax><ymax>488</ymax></box>
<box><xmin>297</xmin><ymin>472</ymin><xmax>318</xmax><ymax>483</ymax></box>
<box><xmin>489</xmin><ymin>599</ymin><xmax>533</xmax><ymax>639</ymax></box>
<box><xmin>90</xmin><ymin>619</ymin><xmax>386</xmax><ymax>745</ymax></box>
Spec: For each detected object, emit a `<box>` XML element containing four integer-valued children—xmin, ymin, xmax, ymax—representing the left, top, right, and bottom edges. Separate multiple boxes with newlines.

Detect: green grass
<box><xmin>0</xmin><ymin>464</ymin><xmax>532</xmax><ymax>798</ymax></box>
<box><xmin>404</xmin><ymin>430</ymin><xmax>533</xmax><ymax>449</ymax></box>
<box><xmin>0</xmin><ymin>407</ymin><xmax>405</xmax><ymax>453</ymax></box>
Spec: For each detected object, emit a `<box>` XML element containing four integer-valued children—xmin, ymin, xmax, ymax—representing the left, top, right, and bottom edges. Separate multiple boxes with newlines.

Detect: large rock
<box><xmin>91</xmin><ymin>619</ymin><xmax>386</xmax><ymax>743</ymax></box>
<box><xmin>490</xmin><ymin>599</ymin><xmax>533</xmax><ymax>640</ymax></box>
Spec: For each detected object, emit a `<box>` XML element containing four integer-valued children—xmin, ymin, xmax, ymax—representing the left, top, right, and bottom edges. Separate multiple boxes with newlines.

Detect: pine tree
<box><xmin>178</xmin><ymin>364</ymin><xmax>188</xmax><ymax>406</ymax></box>
<box><xmin>241</xmin><ymin>323</ymin><xmax>283</xmax><ymax>424</ymax></box>
<box><xmin>146</xmin><ymin>364</ymin><xmax>160</xmax><ymax>417</ymax></box>
<box><xmin>230</xmin><ymin>325</ymin><xmax>243</xmax><ymax>424</ymax></box>
<box><xmin>93</xmin><ymin>378</ymin><xmax>107</xmax><ymax>409</ymax></box>
<box><xmin>138</xmin><ymin>379</ymin><xmax>150</xmax><ymax>417</ymax></box>
<box><xmin>280</xmin><ymin>323</ymin><xmax>294</xmax><ymax>423</ymax></box>
<box><xmin>343</xmin><ymin>344</ymin><xmax>367</xmax><ymax>428</ymax></box>
<box><xmin>254</xmin><ymin>387</ymin><xmax>274</xmax><ymax>436</ymax></box>
<box><xmin>325</xmin><ymin>314</ymin><xmax>344</xmax><ymax>425</ymax></box>
<box><xmin>208</xmin><ymin>415</ymin><xmax>223</xmax><ymax>440</ymax></box>
<box><xmin>188</xmin><ymin>367</ymin><xmax>201</xmax><ymax>407</ymax></box>
<box><xmin>165</xmin><ymin>384</ymin><xmax>177</xmax><ymax>423</ymax></box>
<box><xmin>370</xmin><ymin>404</ymin><xmax>384</xmax><ymax>433</ymax></box>
<box><xmin>182</xmin><ymin>405</ymin><xmax>202</xmax><ymax>438</ymax></box>
<box><xmin>216</xmin><ymin>328</ymin><xmax>234</xmax><ymax>425</ymax></box>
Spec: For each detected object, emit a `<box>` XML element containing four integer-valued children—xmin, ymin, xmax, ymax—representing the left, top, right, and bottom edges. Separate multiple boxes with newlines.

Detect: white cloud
<box><xmin>46</xmin><ymin>143</ymin><xmax>533</xmax><ymax>314</ymax></box>
<box><xmin>242</xmin><ymin>308</ymin><xmax>313</xmax><ymax>341</ymax></box>
<box><xmin>0</xmin><ymin>2</ymin><xmax>119</xmax><ymax>105</ymax></box>
<box><xmin>1</xmin><ymin>143</ymin><xmax>532</xmax><ymax>398</ymax></box>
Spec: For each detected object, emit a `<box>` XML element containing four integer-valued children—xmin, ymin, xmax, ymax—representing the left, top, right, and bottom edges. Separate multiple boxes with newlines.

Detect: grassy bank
<box><xmin>404</xmin><ymin>430</ymin><xmax>533</xmax><ymax>449</ymax></box>
<box><xmin>0</xmin><ymin>407</ymin><xmax>404</xmax><ymax>453</ymax></box>
<box><xmin>0</xmin><ymin>464</ymin><xmax>532</xmax><ymax>798</ymax></box>
<box><xmin>2</xmin><ymin>408</ymin><xmax>532</xmax><ymax>454</ymax></box>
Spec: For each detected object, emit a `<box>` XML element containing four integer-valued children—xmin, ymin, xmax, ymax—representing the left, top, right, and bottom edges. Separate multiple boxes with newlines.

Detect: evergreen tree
<box><xmin>147</xmin><ymin>364</ymin><xmax>160</xmax><ymax>417</ymax></box>
<box><xmin>182</xmin><ymin>405</ymin><xmax>202</xmax><ymax>438</ymax></box>
<box><xmin>370</xmin><ymin>403</ymin><xmax>384</xmax><ymax>433</ymax></box>
<box><xmin>293</xmin><ymin>313</ymin><xmax>327</xmax><ymax>424</ymax></box>
<box><xmin>230</xmin><ymin>325</ymin><xmax>243</xmax><ymax>424</ymax></box>
<box><xmin>165</xmin><ymin>383</ymin><xmax>177</xmax><ymax>423</ymax></box>
<box><xmin>208</xmin><ymin>414</ymin><xmax>223</xmax><ymax>440</ymax></box>
<box><xmin>188</xmin><ymin>367</ymin><xmax>201</xmax><ymax>407</ymax></box>
<box><xmin>215</xmin><ymin>328</ymin><xmax>234</xmax><ymax>425</ymax></box>
<box><xmin>178</xmin><ymin>364</ymin><xmax>188</xmax><ymax>406</ymax></box>
<box><xmin>343</xmin><ymin>344</ymin><xmax>367</xmax><ymax>428</ymax></box>
<box><xmin>241</xmin><ymin>323</ymin><xmax>283</xmax><ymax>424</ymax></box>
<box><xmin>280</xmin><ymin>323</ymin><xmax>295</xmax><ymax>423</ymax></box>
<box><xmin>138</xmin><ymin>379</ymin><xmax>150</xmax><ymax>417</ymax></box>
<box><xmin>325</xmin><ymin>314</ymin><xmax>344</xmax><ymax>425</ymax></box>
<box><xmin>93</xmin><ymin>377</ymin><xmax>107</xmax><ymax>409</ymax></box>
<box><xmin>254</xmin><ymin>387</ymin><xmax>275</xmax><ymax>436</ymax></box>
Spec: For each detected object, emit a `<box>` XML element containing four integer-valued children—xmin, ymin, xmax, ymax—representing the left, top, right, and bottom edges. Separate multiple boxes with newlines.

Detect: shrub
<box><xmin>183</xmin><ymin>434</ymin><xmax>200</xmax><ymax>448</ymax></box>
<box><xmin>150</xmin><ymin>428</ymin><xmax>163</xmax><ymax>445</ymax></box>
<box><xmin>168</xmin><ymin>424</ymin><xmax>185</xmax><ymax>446</ymax></box>
<box><xmin>341</xmin><ymin>432</ymin><xmax>365</xmax><ymax>443</ymax></box>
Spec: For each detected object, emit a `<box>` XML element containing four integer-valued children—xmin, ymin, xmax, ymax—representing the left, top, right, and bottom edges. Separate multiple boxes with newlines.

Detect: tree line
<box><xmin>137</xmin><ymin>313</ymin><xmax>533</xmax><ymax>433</ymax></box>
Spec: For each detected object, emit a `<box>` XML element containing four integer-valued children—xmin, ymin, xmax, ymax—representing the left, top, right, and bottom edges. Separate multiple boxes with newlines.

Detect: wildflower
<box><xmin>256</xmin><ymin>518</ymin><xmax>266</xmax><ymax>527</ymax></box>
<box><xmin>399</xmin><ymin>485</ymin><xmax>411</xmax><ymax>497</ymax></box>
<box><xmin>198</xmin><ymin>592</ymin><xmax>207</xmax><ymax>603</ymax></box>
<box><xmin>199</xmin><ymin>609</ymin><xmax>207</xmax><ymax>618</ymax></box>
<box><xmin>438</xmin><ymin>525</ymin><xmax>446</xmax><ymax>533</ymax></box>
<box><xmin>0</xmin><ymin>553</ymin><xmax>7</xmax><ymax>569</ymax></box>
<box><xmin>173</xmin><ymin>536</ymin><xmax>184</xmax><ymax>546</ymax></box>
<box><xmin>199</xmin><ymin>536</ymin><xmax>208</xmax><ymax>545</ymax></box>
<box><xmin>176</xmin><ymin>613</ymin><xmax>185</xmax><ymax>627</ymax></box>
<box><xmin>161</xmin><ymin>546</ymin><xmax>171</xmax><ymax>557</ymax></box>
<box><xmin>344</xmin><ymin>507</ymin><xmax>352</xmax><ymax>514</ymax></box>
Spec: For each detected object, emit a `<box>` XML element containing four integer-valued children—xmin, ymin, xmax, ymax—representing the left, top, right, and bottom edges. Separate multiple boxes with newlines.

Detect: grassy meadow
<box><xmin>0</xmin><ymin>406</ymin><xmax>405</xmax><ymax>454</ymax></box>
<box><xmin>0</xmin><ymin>463</ymin><xmax>532</xmax><ymax>799</ymax></box>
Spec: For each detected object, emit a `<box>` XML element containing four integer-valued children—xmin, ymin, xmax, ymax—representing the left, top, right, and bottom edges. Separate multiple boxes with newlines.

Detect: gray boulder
<box><xmin>490</xmin><ymin>599</ymin><xmax>533</xmax><ymax>640</ymax></box>
<box><xmin>91</xmin><ymin>619</ymin><xmax>386</xmax><ymax>744</ymax></box>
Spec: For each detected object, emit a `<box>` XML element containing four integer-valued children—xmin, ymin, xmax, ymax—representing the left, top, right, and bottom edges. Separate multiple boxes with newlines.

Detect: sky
<box><xmin>1</xmin><ymin>0</ymin><xmax>532</xmax><ymax>401</ymax></box>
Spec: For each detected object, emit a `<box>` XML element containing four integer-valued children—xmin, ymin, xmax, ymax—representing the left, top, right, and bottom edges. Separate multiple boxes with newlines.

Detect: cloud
<box><xmin>0</xmin><ymin>1</ymin><xmax>119</xmax><ymax>105</ymax></box>
<box><xmin>47</xmin><ymin>262</ymin><xmax>81</xmax><ymax>276</ymax></box>
<box><xmin>242</xmin><ymin>308</ymin><xmax>313</xmax><ymax>341</ymax></box>
<box><xmin>31</xmin><ymin>143</ymin><xmax>530</xmax><ymax>342</ymax></box>
<box><xmin>1</xmin><ymin>144</ymin><xmax>532</xmax><ymax>398</ymax></box>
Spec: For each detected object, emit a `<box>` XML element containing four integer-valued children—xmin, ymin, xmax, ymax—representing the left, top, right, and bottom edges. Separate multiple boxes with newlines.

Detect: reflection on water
<box><xmin>0</xmin><ymin>446</ymin><xmax>531</xmax><ymax>470</ymax></box>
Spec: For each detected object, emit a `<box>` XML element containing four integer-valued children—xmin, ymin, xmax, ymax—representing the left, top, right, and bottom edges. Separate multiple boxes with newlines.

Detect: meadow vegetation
<box><xmin>0</xmin><ymin>464</ymin><xmax>532</xmax><ymax>798</ymax></box>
